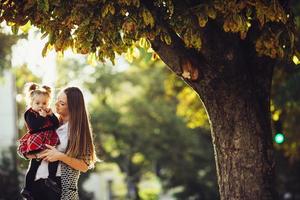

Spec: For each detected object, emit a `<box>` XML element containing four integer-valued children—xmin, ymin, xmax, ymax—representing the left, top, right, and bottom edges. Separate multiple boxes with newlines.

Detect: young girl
<box><xmin>18</xmin><ymin>83</ymin><xmax>60</xmax><ymax>199</ymax></box>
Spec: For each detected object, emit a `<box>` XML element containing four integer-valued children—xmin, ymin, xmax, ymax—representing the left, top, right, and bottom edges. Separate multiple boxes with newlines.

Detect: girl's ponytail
<box><xmin>26</xmin><ymin>82</ymin><xmax>38</xmax><ymax>92</ymax></box>
<box><xmin>42</xmin><ymin>85</ymin><xmax>52</xmax><ymax>95</ymax></box>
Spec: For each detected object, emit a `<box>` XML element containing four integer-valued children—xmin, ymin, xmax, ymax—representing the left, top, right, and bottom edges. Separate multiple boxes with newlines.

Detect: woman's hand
<box><xmin>25</xmin><ymin>149</ymin><xmax>48</xmax><ymax>160</ymax></box>
<box><xmin>40</xmin><ymin>145</ymin><xmax>89</xmax><ymax>172</ymax></box>
<box><xmin>38</xmin><ymin>144</ymin><xmax>64</xmax><ymax>162</ymax></box>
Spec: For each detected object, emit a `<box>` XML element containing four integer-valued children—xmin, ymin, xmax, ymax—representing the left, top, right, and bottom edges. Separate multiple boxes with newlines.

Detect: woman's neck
<box><xmin>60</xmin><ymin>115</ymin><xmax>69</xmax><ymax>124</ymax></box>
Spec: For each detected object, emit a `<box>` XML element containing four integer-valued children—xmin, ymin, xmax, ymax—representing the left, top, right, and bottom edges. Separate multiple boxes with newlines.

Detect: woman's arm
<box><xmin>38</xmin><ymin>144</ymin><xmax>89</xmax><ymax>173</ymax></box>
<box><xmin>58</xmin><ymin>153</ymin><xmax>89</xmax><ymax>173</ymax></box>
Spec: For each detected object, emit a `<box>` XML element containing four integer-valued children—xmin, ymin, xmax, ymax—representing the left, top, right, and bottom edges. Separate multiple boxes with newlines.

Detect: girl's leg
<box><xmin>24</xmin><ymin>159</ymin><xmax>41</xmax><ymax>190</ymax></box>
<box><xmin>48</xmin><ymin>161</ymin><xmax>59</xmax><ymax>179</ymax></box>
<box><xmin>30</xmin><ymin>179</ymin><xmax>44</xmax><ymax>199</ymax></box>
<box><xmin>46</xmin><ymin>161</ymin><xmax>61</xmax><ymax>194</ymax></box>
<box><xmin>21</xmin><ymin>159</ymin><xmax>41</xmax><ymax>199</ymax></box>
<box><xmin>31</xmin><ymin>177</ymin><xmax>61</xmax><ymax>200</ymax></box>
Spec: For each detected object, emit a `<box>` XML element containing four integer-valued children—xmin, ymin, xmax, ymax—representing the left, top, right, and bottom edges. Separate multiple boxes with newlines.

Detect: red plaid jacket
<box><xmin>18</xmin><ymin>108</ymin><xmax>60</xmax><ymax>157</ymax></box>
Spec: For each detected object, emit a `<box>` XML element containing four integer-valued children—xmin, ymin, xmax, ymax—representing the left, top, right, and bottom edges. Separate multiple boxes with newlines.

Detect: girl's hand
<box><xmin>38</xmin><ymin>144</ymin><xmax>64</xmax><ymax>162</ymax></box>
<box><xmin>39</xmin><ymin>109</ymin><xmax>47</xmax><ymax>117</ymax></box>
<box><xmin>45</xmin><ymin>108</ymin><xmax>53</xmax><ymax>116</ymax></box>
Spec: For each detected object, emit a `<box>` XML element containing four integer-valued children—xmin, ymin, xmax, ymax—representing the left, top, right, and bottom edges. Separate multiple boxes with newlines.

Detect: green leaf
<box><xmin>11</xmin><ymin>25</ymin><xmax>19</xmax><ymax>35</ymax></box>
<box><xmin>42</xmin><ymin>42</ymin><xmax>50</xmax><ymax>57</ymax></box>
<box><xmin>37</xmin><ymin>0</ymin><xmax>49</xmax><ymax>12</ymax></box>
<box><xmin>41</xmin><ymin>32</ymin><xmax>49</xmax><ymax>40</ymax></box>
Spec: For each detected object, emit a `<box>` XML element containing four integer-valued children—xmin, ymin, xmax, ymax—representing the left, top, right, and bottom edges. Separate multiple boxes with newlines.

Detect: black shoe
<box><xmin>45</xmin><ymin>178</ymin><xmax>61</xmax><ymax>194</ymax></box>
<box><xmin>20</xmin><ymin>188</ymin><xmax>34</xmax><ymax>200</ymax></box>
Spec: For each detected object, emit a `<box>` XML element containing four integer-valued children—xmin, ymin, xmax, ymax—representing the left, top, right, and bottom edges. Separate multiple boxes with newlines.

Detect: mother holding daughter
<box><xmin>18</xmin><ymin>83</ymin><xmax>98</xmax><ymax>200</ymax></box>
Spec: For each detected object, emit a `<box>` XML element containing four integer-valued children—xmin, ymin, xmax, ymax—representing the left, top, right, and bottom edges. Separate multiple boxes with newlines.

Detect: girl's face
<box><xmin>55</xmin><ymin>92</ymin><xmax>69</xmax><ymax>117</ymax></box>
<box><xmin>31</xmin><ymin>94</ymin><xmax>49</xmax><ymax>112</ymax></box>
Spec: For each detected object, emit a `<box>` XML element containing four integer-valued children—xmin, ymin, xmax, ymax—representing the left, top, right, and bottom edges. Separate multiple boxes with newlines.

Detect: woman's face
<box><xmin>55</xmin><ymin>92</ymin><xmax>68</xmax><ymax>117</ymax></box>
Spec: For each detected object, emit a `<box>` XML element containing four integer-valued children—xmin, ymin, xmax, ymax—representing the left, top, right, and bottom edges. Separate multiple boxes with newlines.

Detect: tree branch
<box><xmin>140</xmin><ymin>0</ymin><xmax>213</xmax><ymax>84</ymax></box>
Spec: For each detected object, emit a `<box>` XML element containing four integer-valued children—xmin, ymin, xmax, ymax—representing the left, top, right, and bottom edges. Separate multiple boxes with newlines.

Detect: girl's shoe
<box><xmin>20</xmin><ymin>189</ymin><xmax>34</xmax><ymax>200</ymax></box>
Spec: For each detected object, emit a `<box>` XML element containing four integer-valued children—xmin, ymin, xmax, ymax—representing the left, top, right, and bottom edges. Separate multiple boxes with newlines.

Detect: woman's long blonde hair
<box><xmin>64</xmin><ymin>87</ymin><xmax>97</xmax><ymax>167</ymax></box>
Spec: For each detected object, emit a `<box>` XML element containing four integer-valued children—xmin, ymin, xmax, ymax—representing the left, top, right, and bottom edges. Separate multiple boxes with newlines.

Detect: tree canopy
<box><xmin>1</xmin><ymin>0</ymin><xmax>299</xmax><ymax>71</ymax></box>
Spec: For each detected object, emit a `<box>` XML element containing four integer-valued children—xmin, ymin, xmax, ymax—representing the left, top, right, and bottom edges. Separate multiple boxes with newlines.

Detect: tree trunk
<box><xmin>153</xmin><ymin>42</ymin><xmax>277</xmax><ymax>199</ymax></box>
<box><xmin>206</xmin><ymin>92</ymin><xmax>276</xmax><ymax>199</ymax></box>
<box><xmin>191</xmin><ymin>53</ymin><xmax>277</xmax><ymax>199</ymax></box>
<box><xmin>150</xmin><ymin>16</ymin><xmax>277</xmax><ymax>198</ymax></box>
<box><xmin>200</xmin><ymin>81</ymin><xmax>275</xmax><ymax>199</ymax></box>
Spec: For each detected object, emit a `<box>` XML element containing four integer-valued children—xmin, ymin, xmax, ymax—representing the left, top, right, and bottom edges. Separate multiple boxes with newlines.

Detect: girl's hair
<box><xmin>63</xmin><ymin>87</ymin><xmax>97</xmax><ymax>168</ymax></box>
<box><xmin>25</xmin><ymin>82</ymin><xmax>52</xmax><ymax>105</ymax></box>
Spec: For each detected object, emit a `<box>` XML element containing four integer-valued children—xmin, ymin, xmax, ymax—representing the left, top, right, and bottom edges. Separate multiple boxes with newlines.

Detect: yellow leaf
<box><xmin>198</xmin><ymin>14</ymin><xmax>208</xmax><ymax>28</ymax></box>
<box><xmin>207</xmin><ymin>7</ymin><xmax>216</xmax><ymax>19</ymax></box>
<box><xmin>132</xmin><ymin>47</ymin><xmax>140</xmax><ymax>58</ymax></box>
<box><xmin>292</xmin><ymin>55</ymin><xmax>300</xmax><ymax>65</ymax></box>
<box><xmin>164</xmin><ymin>34</ymin><xmax>171</xmax><ymax>45</ymax></box>
<box><xmin>20</xmin><ymin>21</ymin><xmax>31</xmax><ymax>33</ymax></box>
<box><xmin>142</xmin><ymin>9</ymin><xmax>155</xmax><ymax>28</ymax></box>
<box><xmin>11</xmin><ymin>25</ymin><xmax>19</xmax><ymax>34</ymax></box>
<box><xmin>87</xmin><ymin>53</ymin><xmax>98</xmax><ymax>66</ymax></box>
<box><xmin>42</xmin><ymin>42</ymin><xmax>50</xmax><ymax>57</ymax></box>
<box><xmin>139</xmin><ymin>37</ymin><xmax>146</xmax><ymax>48</ymax></box>
<box><xmin>109</xmin><ymin>5</ymin><xmax>115</xmax><ymax>15</ymax></box>
<box><xmin>272</xmin><ymin>110</ymin><xmax>281</xmax><ymax>121</ymax></box>
<box><xmin>125</xmin><ymin>48</ymin><xmax>134</xmax><ymax>63</ymax></box>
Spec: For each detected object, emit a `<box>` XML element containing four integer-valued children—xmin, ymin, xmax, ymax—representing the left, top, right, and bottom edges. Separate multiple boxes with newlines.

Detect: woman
<box><xmin>20</xmin><ymin>87</ymin><xmax>97</xmax><ymax>200</ymax></box>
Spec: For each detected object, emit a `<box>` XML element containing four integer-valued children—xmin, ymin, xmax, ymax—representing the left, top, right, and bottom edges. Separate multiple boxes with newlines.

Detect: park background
<box><xmin>0</xmin><ymin>2</ymin><xmax>300</xmax><ymax>200</ymax></box>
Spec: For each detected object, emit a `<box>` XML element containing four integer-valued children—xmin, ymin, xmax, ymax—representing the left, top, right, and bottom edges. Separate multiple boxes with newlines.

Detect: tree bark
<box><xmin>195</xmin><ymin>57</ymin><xmax>277</xmax><ymax>199</ymax></box>
<box><xmin>151</xmin><ymin>21</ymin><xmax>278</xmax><ymax>199</ymax></box>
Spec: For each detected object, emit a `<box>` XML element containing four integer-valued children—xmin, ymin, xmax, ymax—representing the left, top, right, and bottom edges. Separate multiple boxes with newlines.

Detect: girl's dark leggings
<box><xmin>31</xmin><ymin>177</ymin><xmax>61</xmax><ymax>200</ymax></box>
<box><xmin>24</xmin><ymin>159</ymin><xmax>59</xmax><ymax>190</ymax></box>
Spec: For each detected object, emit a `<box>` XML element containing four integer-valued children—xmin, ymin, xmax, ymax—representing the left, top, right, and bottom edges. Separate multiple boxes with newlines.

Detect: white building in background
<box><xmin>83</xmin><ymin>164</ymin><xmax>126</xmax><ymax>200</ymax></box>
<box><xmin>83</xmin><ymin>172</ymin><xmax>111</xmax><ymax>200</ymax></box>
<box><xmin>0</xmin><ymin>70</ymin><xmax>17</xmax><ymax>154</ymax></box>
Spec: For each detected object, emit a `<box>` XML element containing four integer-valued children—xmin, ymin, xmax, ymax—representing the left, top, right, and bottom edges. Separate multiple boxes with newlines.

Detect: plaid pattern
<box><xmin>18</xmin><ymin>130</ymin><xmax>60</xmax><ymax>155</ymax></box>
<box><xmin>18</xmin><ymin>109</ymin><xmax>60</xmax><ymax>156</ymax></box>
